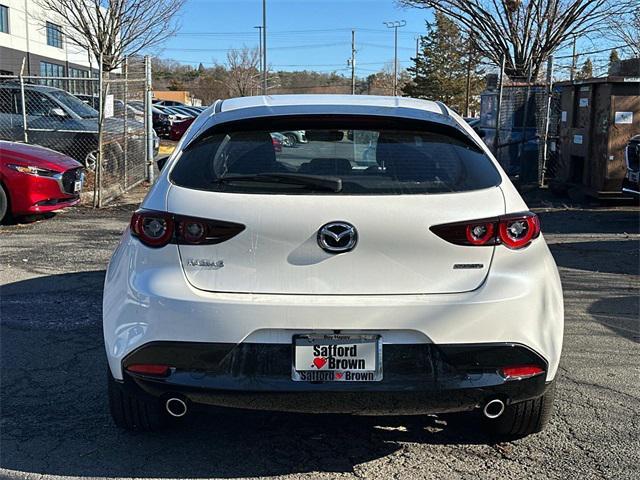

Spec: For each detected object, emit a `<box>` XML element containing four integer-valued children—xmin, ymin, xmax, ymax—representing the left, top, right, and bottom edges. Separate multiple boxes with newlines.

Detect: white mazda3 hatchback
<box><xmin>103</xmin><ymin>95</ymin><xmax>563</xmax><ymax>437</ymax></box>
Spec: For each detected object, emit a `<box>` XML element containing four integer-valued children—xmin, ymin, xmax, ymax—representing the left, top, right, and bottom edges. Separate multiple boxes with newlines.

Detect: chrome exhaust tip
<box><xmin>165</xmin><ymin>397</ymin><xmax>188</xmax><ymax>418</ymax></box>
<box><xmin>483</xmin><ymin>399</ymin><xmax>505</xmax><ymax>419</ymax></box>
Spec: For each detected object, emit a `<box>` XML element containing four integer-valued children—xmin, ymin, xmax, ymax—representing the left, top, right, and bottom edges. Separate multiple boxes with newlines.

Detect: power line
<box><xmin>554</xmin><ymin>43</ymin><xmax>632</xmax><ymax>59</ymax></box>
<box><xmin>162</xmin><ymin>42</ymin><xmax>349</xmax><ymax>52</ymax></box>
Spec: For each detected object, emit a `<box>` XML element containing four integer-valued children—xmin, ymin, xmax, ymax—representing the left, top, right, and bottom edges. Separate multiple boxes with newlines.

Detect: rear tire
<box><xmin>107</xmin><ymin>370</ymin><xmax>167</xmax><ymax>431</ymax></box>
<box><xmin>483</xmin><ymin>381</ymin><xmax>556</xmax><ymax>438</ymax></box>
<box><xmin>285</xmin><ymin>133</ymin><xmax>297</xmax><ymax>146</ymax></box>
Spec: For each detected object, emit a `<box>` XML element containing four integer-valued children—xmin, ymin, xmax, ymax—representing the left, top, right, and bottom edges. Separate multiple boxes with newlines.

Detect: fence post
<box><xmin>19</xmin><ymin>57</ymin><xmax>28</xmax><ymax>143</ymax></box>
<box><xmin>493</xmin><ymin>55</ymin><xmax>505</xmax><ymax>155</ymax></box>
<box><xmin>144</xmin><ymin>56</ymin><xmax>154</xmax><ymax>184</ymax></box>
<box><xmin>96</xmin><ymin>54</ymin><xmax>104</xmax><ymax>208</ymax></box>
<box><xmin>517</xmin><ymin>65</ymin><xmax>533</xmax><ymax>182</ymax></box>
<box><xmin>123</xmin><ymin>56</ymin><xmax>129</xmax><ymax>190</ymax></box>
<box><xmin>540</xmin><ymin>55</ymin><xmax>554</xmax><ymax>187</ymax></box>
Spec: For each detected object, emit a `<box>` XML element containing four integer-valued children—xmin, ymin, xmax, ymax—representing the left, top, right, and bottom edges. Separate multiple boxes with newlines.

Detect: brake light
<box><xmin>498</xmin><ymin>214</ymin><xmax>540</xmax><ymax>249</ymax></box>
<box><xmin>130</xmin><ymin>211</ymin><xmax>174</xmax><ymax>247</ymax></box>
<box><xmin>130</xmin><ymin>209</ymin><xmax>245</xmax><ymax>248</ymax></box>
<box><xmin>430</xmin><ymin>211</ymin><xmax>541</xmax><ymax>250</ymax></box>
<box><xmin>465</xmin><ymin>222</ymin><xmax>495</xmax><ymax>245</ymax></box>
<box><xmin>499</xmin><ymin>365</ymin><xmax>545</xmax><ymax>381</ymax></box>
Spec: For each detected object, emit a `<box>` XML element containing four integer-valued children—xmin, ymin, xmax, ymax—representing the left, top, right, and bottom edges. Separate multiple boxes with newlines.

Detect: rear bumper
<box><xmin>120</xmin><ymin>342</ymin><xmax>550</xmax><ymax>415</ymax></box>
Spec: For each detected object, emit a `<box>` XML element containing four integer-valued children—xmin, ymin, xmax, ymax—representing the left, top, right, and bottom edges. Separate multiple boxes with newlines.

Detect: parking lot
<box><xmin>0</xmin><ymin>189</ymin><xmax>638</xmax><ymax>480</ymax></box>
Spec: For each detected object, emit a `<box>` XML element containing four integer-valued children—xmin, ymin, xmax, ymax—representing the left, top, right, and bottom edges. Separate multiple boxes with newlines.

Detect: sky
<box><xmin>157</xmin><ymin>0</ymin><xmax>435</xmax><ymax>76</ymax></box>
<box><xmin>156</xmin><ymin>0</ymin><xmax>624</xmax><ymax>79</ymax></box>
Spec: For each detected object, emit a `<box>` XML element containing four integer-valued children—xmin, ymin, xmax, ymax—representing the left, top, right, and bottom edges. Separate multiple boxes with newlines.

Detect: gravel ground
<box><xmin>0</xmin><ymin>188</ymin><xmax>638</xmax><ymax>480</ymax></box>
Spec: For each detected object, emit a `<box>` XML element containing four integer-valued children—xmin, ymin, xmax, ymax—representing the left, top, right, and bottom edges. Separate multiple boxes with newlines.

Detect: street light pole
<box><xmin>262</xmin><ymin>0</ymin><xmax>267</xmax><ymax>95</ymax></box>
<box><xmin>254</xmin><ymin>25</ymin><xmax>263</xmax><ymax>94</ymax></box>
<box><xmin>383</xmin><ymin>20</ymin><xmax>406</xmax><ymax>96</ymax></box>
<box><xmin>351</xmin><ymin>29</ymin><xmax>356</xmax><ymax>95</ymax></box>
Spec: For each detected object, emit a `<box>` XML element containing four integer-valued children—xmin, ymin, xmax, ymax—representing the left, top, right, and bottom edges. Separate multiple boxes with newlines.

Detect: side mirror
<box><xmin>49</xmin><ymin>107</ymin><xmax>67</xmax><ymax>119</ymax></box>
<box><xmin>156</xmin><ymin>155</ymin><xmax>169</xmax><ymax>171</ymax></box>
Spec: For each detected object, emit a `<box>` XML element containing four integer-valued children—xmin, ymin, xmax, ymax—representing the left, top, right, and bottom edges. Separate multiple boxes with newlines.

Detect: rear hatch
<box><xmin>168</xmin><ymin>187</ymin><xmax>503</xmax><ymax>295</ymax></box>
<box><xmin>166</xmin><ymin>115</ymin><xmax>505</xmax><ymax>295</ymax></box>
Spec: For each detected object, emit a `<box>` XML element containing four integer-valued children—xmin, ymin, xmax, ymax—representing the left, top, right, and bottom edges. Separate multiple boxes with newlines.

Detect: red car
<box><xmin>0</xmin><ymin>141</ymin><xmax>84</xmax><ymax>222</ymax></box>
<box><xmin>168</xmin><ymin>117</ymin><xmax>195</xmax><ymax>141</ymax></box>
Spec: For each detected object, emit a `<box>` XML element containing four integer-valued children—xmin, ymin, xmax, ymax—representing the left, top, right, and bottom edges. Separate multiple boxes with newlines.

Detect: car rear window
<box><xmin>170</xmin><ymin>117</ymin><xmax>501</xmax><ymax>195</ymax></box>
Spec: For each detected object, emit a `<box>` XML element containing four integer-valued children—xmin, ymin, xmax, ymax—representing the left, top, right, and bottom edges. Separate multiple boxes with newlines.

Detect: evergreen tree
<box><xmin>576</xmin><ymin>58</ymin><xmax>593</xmax><ymax>80</ymax></box>
<box><xmin>404</xmin><ymin>13</ymin><xmax>482</xmax><ymax>114</ymax></box>
<box><xmin>608</xmin><ymin>49</ymin><xmax>620</xmax><ymax>74</ymax></box>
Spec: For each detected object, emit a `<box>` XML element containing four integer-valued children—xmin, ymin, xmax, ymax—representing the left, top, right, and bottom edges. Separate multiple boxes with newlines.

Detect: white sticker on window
<box><xmin>573</xmin><ymin>135</ymin><xmax>583</xmax><ymax>144</ymax></box>
<box><xmin>579</xmin><ymin>98</ymin><xmax>588</xmax><ymax>107</ymax></box>
<box><xmin>104</xmin><ymin>94</ymin><xmax>114</xmax><ymax>118</ymax></box>
<box><xmin>614</xmin><ymin>111</ymin><xmax>633</xmax><ymax>124</ymax></box>
<box><xmin>561</xmin><ymin>111</ymin><xmax>567</xmax><ymax>122</ymax></box>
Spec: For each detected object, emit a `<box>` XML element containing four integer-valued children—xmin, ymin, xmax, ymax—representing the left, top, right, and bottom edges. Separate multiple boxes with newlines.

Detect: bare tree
<box><xmin>226</xmin><ymin>47</ymin><xmax>260</xmax><ymax>97</ymax></box>
<box><xmin>400</xmin><ymin>0</ymin><xmax>635</xmax><ymax>80</ymax></box>
<box><xmin>36</xmin><ymin>0</ymin><xmax>185</xmax><ymax>71</ymax></box>
<box><xmin>604</xmin><ymin>7</ymin><xmax>640</xmax><ymax>57</ymax></box>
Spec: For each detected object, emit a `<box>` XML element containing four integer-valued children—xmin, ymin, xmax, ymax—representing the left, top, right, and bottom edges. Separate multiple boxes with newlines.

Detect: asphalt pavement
<box><xmin>0</xmin><ymin>188</ymin><xmax>638</xmax><ymax>480</ymax></box>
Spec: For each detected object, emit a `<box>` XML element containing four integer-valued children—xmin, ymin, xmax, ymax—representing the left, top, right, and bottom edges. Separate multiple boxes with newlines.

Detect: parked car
<box><xmin>0</xmin><ymin>83</ymin><xmax>159</xmax><ymax>170</ymax></box>
<box><xmin>76</xmin><ymin>94</ymin><xmax>144</xmax><ymax>123</ymax></box>
<box><xmin>168</xmin><ymin>117</ymin><xmax>195</xmax><ymax>141</ymax></box>
<box><xmin>281</xmin><ymin>130</ymin><xmax>307</xmax><ymax>145</ymax></box>
<box><xmin>153</xmin><ymin>100</ymin><xmax>185</xmax><ymax>107</ymax></box>
<box><xmin>166</xmin><ymin>105</ymin><xmax>202</xmax><ymax>117</ymax></box>
<box><xmin>155</xmin><ymin>105</ymin><xmax>193</xmax><ymax>121</ymax></box>
<box><xmin>0</xmin><ymin>141</ymin><xmax>83</xmax><ymax>222</ymax></box>
<box><xmin>269</xmin><ymin>132</ymin><xmax>286</xmax><ymax>151</ymax></box>
<box><xmin>152</xmin><ymin>107</ymin><xmax>172</xmax><ymax>137</ymax></box>
<box><xmin>104</xmin><ymin>95</ymin><xmax>563</xmax><ymax>438</ymax></box>
<box><xmin>623</xmin><ymin>134</ymin><xmax>639</xmax><ymax>197</ymax></box>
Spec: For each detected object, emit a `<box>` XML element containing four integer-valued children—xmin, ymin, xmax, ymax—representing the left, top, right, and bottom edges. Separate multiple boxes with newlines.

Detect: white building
<box><xmin>0</xmin><ymin>0</ymin><xmax>97</xmax><ymax>81</ymax></box>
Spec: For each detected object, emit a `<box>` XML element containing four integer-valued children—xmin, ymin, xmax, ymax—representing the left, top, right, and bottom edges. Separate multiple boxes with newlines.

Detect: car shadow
<box><xmin>536</xmin><ymin>209</ymin><xmax>639</xmax><ymax>235</ymax></box>
<box><xmin>547</xmin><ymin>240</ymin><xmax>639</xmax><ymax>276</ymax></box>
<box><xmin>587</xmin><ymin>296</ymin><xmax>640</xmax><ymax>343</ymax></box>
<box><xmin>1</xmin><ymin>211</ymin><xmax>56</xmax><ymax>226</ymax></box>
<box><xmin>1</xmin><ymin>271</ymin><xmax>504</xmax><ymax>479</ymax></box>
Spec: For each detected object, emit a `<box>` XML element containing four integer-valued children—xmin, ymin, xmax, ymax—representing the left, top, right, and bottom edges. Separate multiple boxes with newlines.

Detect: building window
<box><xmin>40</xmin><ymin>61</ymin><xmax>64</xmax><ymax>89</ymax></box>
<box><xmin>69</xmin><ymin>67</ymin><xmax>90</xmax><ymax>94</ymax></box>
<box><xmin>0</xmin><ymin>5</ymin><xmax>9</xmax><ymax>34</ymax></box>
<box><xmin>46</xmin><ymin>21</ymin><xmax>63</xmax><ymax>48</ymax></box>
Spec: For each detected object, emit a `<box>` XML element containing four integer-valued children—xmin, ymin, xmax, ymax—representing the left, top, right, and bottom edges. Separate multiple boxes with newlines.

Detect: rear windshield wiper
<box><xmin>213</xmin><ymin>173</ymin><xmax>343</xmax><ymax>192</ymax></box>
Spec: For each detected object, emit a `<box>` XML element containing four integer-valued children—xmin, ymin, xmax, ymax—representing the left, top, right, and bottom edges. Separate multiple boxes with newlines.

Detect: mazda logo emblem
<box><xmin>317</xmin><ymin>222</ymin><xmax>358</xmax><ymax>253</ymax></box>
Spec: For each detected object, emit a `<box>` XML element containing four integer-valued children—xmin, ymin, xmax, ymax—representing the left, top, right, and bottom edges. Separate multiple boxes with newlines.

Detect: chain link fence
<box><xmin>478</xmin><ymin>57</ymin><xmax>568</xmax><ymax>189</ymax></box>
<box><xmin>0</xmin><ymin>56</ymin><xmax>154</xmax><ymax>207</ymax></box>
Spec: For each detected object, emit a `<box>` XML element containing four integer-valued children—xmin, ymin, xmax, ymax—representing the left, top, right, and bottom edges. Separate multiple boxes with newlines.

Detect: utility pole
<box><xmin>351</xmin><ymin>29</ymin><xmax>356</xmax><ymax>95</ymax></box>
<box><xmin>570</xmin><ymin>35</ymin><xmax>577</xmax><ymax>82</ymax></box>
<box><xmin>415</xmin><ymin>35</ymin><xmax>420</xmax><ymax>58</ymax></box>
<box><xmin>464</xmin><ymin>35</ymin><xmax>474</xmax><ymax>117</ymax></box>
<box><xmin>383</xmin><ymin>20</ymin><xmax>406</xmax><ymax>96</ymax></box>
<box><xmin>254</xmin><ymin>26</ymin><xmax>263</xmax><ymax>82</ymax></box>
<box><xmin>262</xmin><ymin>0</ymin><xmax>267</xmax><ymax>95</ymax></box>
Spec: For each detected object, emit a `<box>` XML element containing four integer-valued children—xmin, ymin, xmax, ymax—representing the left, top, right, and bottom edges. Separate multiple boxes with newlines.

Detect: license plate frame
<box><xmin>291</xmin><ymin>334</ymin><xmax>383</xmax><ymax>382</ymax></box>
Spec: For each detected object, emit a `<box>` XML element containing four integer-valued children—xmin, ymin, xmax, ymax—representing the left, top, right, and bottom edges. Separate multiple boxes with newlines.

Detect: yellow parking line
<box><xmin>158</xmin><ymin>145</ymin><xmax>175</xmax><ymax>155</ymax></box>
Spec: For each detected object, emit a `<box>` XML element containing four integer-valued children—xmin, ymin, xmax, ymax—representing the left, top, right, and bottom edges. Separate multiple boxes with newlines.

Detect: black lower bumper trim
<box><xmin>120</xmin><ymin>341</ymin><xmax>549</xmax><ymax>414</ymax></box>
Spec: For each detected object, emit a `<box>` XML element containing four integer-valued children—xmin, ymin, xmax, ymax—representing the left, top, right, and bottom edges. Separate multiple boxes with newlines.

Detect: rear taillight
<box><xmin>431</xmin><ymin>211</ymin><xmax>541</xmax><ymax>250</ymax></box>
<box><xmin>130</xmin><ymin>211</ymin><xmax>174</xmax><ymax>247</ymax></box>
<box><xmin>498</xmin><ymin>214</ymin><xmax>540</xmax><ymax>249</ymax></box>
<box><xmin>499</xmin><ymin>365</ymin><xmax>545</xmax><ymax>381</ymax></box>
<box><xmin>130</xmin><ymin>210</ymin><xmax>245</xmax><ymax>248</ymax></box>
